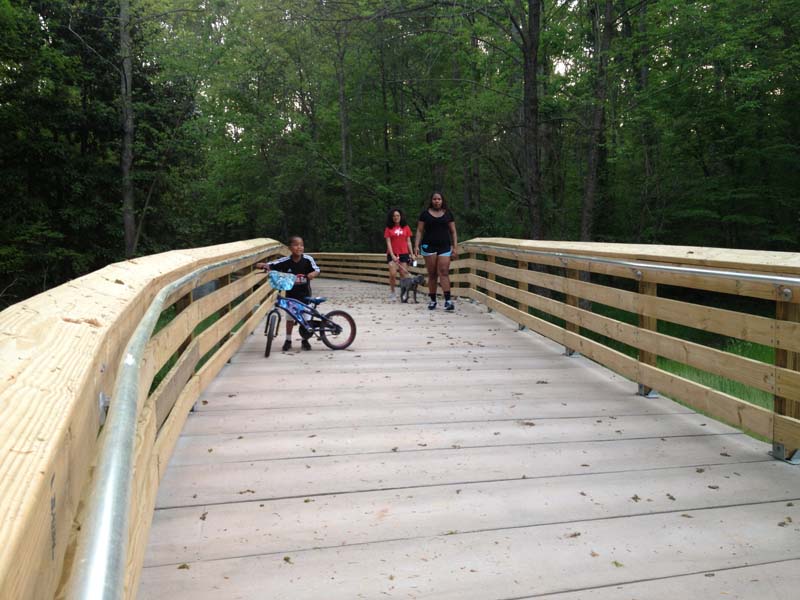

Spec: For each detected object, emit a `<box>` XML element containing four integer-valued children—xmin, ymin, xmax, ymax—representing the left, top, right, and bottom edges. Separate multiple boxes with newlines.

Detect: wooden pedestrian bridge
<box><xmin>2</xmin><ymin>238</ymin><xmax>800</xmax><ymax>599</ymax></box>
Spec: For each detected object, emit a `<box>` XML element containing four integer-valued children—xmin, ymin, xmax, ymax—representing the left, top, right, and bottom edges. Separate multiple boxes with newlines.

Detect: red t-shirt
<box><xmin>384</xmin><ymin>225</ymin><xmax>412</xmax><ymax>255</ymax></box>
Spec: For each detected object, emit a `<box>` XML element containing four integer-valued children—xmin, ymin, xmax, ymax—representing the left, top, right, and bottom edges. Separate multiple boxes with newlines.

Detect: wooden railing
<box><xmin>2</xmin><ymin>237</ymin><xmax>799</xmax><ymax>599</ymax></box>
<box><xmin>317</xmin><ymin>238</ymin><xmax>800</xmax><ymax>460</ymax></box>
<box><xmin>0</xmin><ymin>239</ymin><xmax>284</xmax><ymax>600</ymax></box>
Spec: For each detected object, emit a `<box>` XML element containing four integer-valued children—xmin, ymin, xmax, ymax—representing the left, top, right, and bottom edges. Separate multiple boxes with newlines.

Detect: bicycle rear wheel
<box><xmin>264</xmin><ymin>310</ymin><xmax>280</xmax><ymax>357</ymax></box>
<box><xmin>319</xmin><ymin>310</ymin><xmax>356</xmax><ymax>350</ymax></box>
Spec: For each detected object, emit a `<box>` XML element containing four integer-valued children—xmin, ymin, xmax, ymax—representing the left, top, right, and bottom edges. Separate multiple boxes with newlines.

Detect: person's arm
<box><xmin>306</xmin><ymin>255</ymin><xmax>321</xmax><ymax>280</ymax></box>
<box><xmin>414</xmin><ymin>220</ymin><xmax>424</xmax><ymax>255</ymax></box>
<box><xmin>405</xmin><ymin>226</ymin><xmax>414</xmax><ymax>257</ymax></box>
<box><xmin>449</xmin><ymin>220</ymin><xmax>458</xmax><ymax>259</ymax></box>
<box><xmin>385</xmin><ymin>236</ymin><xmax>397</xmax><ymax>261</ymax></box>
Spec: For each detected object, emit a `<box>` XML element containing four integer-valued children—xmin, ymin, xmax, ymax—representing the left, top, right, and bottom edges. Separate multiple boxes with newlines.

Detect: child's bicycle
<box><xmin>263</xmin><ymin>270</ymin><xmax>356</xmax><ymax>357</ymax></box>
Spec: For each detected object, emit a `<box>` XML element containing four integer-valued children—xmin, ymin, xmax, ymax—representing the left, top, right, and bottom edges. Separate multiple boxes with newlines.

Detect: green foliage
<box><xmin>2</xmin><ymin>0</ymin><xmax>798</xmax><ymax>307</ymax></box>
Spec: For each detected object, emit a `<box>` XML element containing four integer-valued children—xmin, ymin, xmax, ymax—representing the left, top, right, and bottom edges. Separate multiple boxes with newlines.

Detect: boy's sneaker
<box><xmin>301</xmin><ymin>339</ymin><xmax>311</xmax><ymax>351</ymax></box>
<box><xmin>388</xmin><ymin>292</ymin><xmax>397</xmax><ymax>301</ymax></box>
<box><xmin>282</xmin><ymin>340</ymin><xmax>292</xmax><ymax>351</ymax></box>
<box><xmin>427</xmin><ymin>300</ymin><xmax>437</xmax><ymax>310</ymax></box>
<box><xmin>444</xmin><ymin>300</ymin><xmax>455</xmax><ymax>311</ymax></box>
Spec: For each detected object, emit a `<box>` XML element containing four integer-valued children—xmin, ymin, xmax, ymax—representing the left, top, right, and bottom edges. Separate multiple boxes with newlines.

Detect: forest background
<box><xmin>1</xmin><ymin>0</ymin><xmax>798</xmax><ymax>308</ymax></box>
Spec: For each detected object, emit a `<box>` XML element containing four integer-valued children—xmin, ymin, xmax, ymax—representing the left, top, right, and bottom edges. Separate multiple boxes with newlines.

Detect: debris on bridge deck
<box><xmin>139</xmin><ymin>279</ymin><xmax>800</xmax><ymax>599</ymax></box>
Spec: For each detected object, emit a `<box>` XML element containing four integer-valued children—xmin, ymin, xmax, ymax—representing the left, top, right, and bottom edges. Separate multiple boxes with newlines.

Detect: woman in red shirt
<box><xmin>384</xmin><ymin>208</ymin><xmax>415</xmax><ymax>301</ymax></box>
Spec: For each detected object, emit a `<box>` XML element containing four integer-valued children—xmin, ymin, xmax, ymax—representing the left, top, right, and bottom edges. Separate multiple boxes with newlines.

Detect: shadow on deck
<box><xmin>138</xmin><ymin>279</ymin><xmax>800</xmax><ymax>599</ymax></box>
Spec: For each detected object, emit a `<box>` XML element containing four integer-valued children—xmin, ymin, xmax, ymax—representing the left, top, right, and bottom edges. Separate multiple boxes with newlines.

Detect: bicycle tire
<box><xmin>264</xmin><ymin>311</ymin><xmax>279</xmax><ymax>357</ymax></box>
<box><xmin>319</xmin><ymin>310</ymin><xmax>356</xmax><ymax>350</ymax></box>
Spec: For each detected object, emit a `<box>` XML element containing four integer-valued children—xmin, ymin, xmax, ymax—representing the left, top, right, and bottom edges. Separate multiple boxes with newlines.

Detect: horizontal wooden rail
<box><xmin>0</xmin><ymin>239</ymin><xmax>284</xmax><ymax>600</ymax></box>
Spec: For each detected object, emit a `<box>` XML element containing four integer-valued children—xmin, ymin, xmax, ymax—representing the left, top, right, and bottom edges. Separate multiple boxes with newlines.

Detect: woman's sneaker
<box><xmin>427</xmin><ymin>300</ymin><xmax>437</xmax><ymax>310</ymax></box>
<box><xmin>444</xmin><ymin>300</ymin><xmax>454</xmax><ymax>311</ymax></box>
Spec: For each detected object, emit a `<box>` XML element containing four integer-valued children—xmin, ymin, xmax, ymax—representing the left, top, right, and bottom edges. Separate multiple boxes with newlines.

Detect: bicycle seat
<box><xmin>305</xmin><ymin>296</ymin><xmax>326</xmax><ymax>305</ymax></box>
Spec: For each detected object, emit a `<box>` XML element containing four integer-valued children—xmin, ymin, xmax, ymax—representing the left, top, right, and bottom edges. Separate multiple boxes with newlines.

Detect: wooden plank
<box><xmin>138</xmin><ymin>501</ymin><xmax>800</xmax><ymax>599</ymax></box>
<box><xmin>473</xmin><ymin>258</ymin><xmax>800</xmax><ymax>352</ymax></box>
<box><xmin>180</xmin><ymin>394</ymin><xmax>690</xmax><ymax>436</ymax></box>
<box><xmin>462</xmin><ymin>241</ymin><xmax>800</xmax><ymax>303</ymax></box>
<box><xmin>638</xmin><ymin>280</ymin><xmax>658</xmax><ymax>395</ymax></box>
<box><xmin>471</xmin><ymin>289</ymin><xmax>775</xmax><ymax>439</ymax></box>
<box><xmin>565</xmin><ymin>269</ymin><xmax>581</xmax><ymax>349</ymax></box>
<box><xmin>486</xmin><ymin>255</ymin><xmax>496</xmax><ymax>300</ymax></box>
<box><xmin>463</xmin><ymin>237</ymin><xmax>800</xmax><ymax>276</ymax></box>
<box><xmin>166</xmin><ymin>413</ymin><xmax>733</xmax><ymax>466</ymax></box>
<box><xmin>775</xmin><ymin>300</ymin><xmax>800</xmax><ymax>421</ymax></box>
<box><xmin>162</xmin><ymin>246</ymin><xmax>281</xmax><ymax>308</ymax></box>
<box><xmin>539</xmin><ymin>561</ymin><xmax>800</xmax><ymax>600</ymax></box>
<box><xmin>473</xmin><ymin>275</ymin><xmax>781</xmax><ymax>396</ymax></box>
<box><xmin>143</xmin><ymin>459</ymin><xmax>792</xmax><ymax>567</ymax></box>
<box><xmin>152</xmin><ymin>344</ymin><xmax>200</xmax><ymax>431</ymax></box>
<box><xmin>194</xmin><ymin>285</ymin><xmax>271</xmax><ymax>359</ymax></box>
<box><xmin>145</xmin><ymin>271</ymin><xmax>265</xmax><ymax>372</ymax></box>
<box><xmin>154</xmin><ymin>301</ymin><xmax>272</xmax><ymax>477</ymax></box>
<box><xmin>154</xmin><ymin>433</ymin><xmax>764</xmax><ymax>509</ymax></box>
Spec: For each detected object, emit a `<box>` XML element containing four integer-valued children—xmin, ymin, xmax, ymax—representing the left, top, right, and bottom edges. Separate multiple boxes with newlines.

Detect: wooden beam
<box><xmin>775</xmin><ymin>300</ymin><xmax>800</xmax><ymax>458</ymax></box>
<box><xmin>638</xmin><ymin>281</ymin><xmax>659</xmax><ymax>395</ymax></box>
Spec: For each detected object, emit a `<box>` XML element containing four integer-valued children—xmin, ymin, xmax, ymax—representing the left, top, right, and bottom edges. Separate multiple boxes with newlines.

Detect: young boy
<box><xmin>257</xmin><ymin>236</ymin><xmax>320</xmax><ymax>351</ymax></box>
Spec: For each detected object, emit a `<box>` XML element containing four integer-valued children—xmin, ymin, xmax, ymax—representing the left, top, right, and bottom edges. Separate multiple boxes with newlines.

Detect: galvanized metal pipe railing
<box><xmin>68</xmin><ymin>246</ymin><xmax>278</xmax><ymax>600</ymax></box>
<box><xmin>463</xmin><ymin>242</ymin><xmax>800</xmax><ymax>299</ymax></box>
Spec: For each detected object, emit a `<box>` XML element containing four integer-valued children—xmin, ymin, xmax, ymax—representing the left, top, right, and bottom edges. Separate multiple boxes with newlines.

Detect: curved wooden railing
<box><xmin>2</xmin><ymin>237</ymin><xmax>799</xmax><ymax>599</ymax></box>
<box><xmin>0</xmin><ymin>239</ymin><xmax>285</xmax><ymax>600</ymax></box>
<box><xmin>317</xmin><ymin>238</ymin><xmax>800</xmax><ymax>457</ymax></box>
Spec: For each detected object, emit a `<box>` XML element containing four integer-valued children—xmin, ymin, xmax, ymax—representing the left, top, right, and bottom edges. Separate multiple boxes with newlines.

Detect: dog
<box><xmin>399</xmin><ymin>274</ymin><xmax>426</xmax><ymax>303</ymax></box>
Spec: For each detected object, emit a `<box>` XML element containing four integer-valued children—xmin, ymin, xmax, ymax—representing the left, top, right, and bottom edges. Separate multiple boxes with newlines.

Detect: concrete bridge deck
<box><xmin>138</xmin><ymin>279</ymin><xmax>800</xmax><ymax>599</ymax></box>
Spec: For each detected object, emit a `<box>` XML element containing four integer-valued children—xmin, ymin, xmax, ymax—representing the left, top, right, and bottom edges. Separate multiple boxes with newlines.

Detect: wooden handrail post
<box><xmin>487</xmin><ymin>254</ymin><xmax>496</xmax><ymax>300</ymax></box>
<box><xmin>637</xmin><ymin>280</ymin><xmax>659</xmax><ymax>396</ymax></box>
<box><xmin>564</xmin><ymin>269</ymin><xmax>581</xmax><ymax>356</ymax></box>
<box><xmin>775</xmin><ymin>301</ymin><xmax>800</xmax><ymax>418</ymax></box>
<box><xmin>517</xmin><ymin>261</ymin><xmax>528</xmax><ymax>328</ymax></box>
<box><xmin>775</xmin><ymin>299</ymin><xmax>800</xmax><ymax>460</ymax></box>
<box><xmin>460</xmin><ymin>252</ymin><xmax>471</xmax><ymax>297</ymax></box>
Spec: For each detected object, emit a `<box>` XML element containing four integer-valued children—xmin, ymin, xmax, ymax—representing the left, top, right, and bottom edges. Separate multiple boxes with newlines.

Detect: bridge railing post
<box><xmin>774</xmin><ymin>298</ymin><xmax>800</xmax><ymax>461</ymax></box>
<box><xmin>637</xmin><ymin>280</ymin><xmax>659</xmax><ymax>397</ymax></box>
<box><xmin>564</xmin><ymin>269</ymin><xmax>581</xmax><ymax>356</ymax></box>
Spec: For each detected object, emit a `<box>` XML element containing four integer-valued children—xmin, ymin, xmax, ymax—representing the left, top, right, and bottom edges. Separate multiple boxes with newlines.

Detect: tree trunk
<box><xmin>120</xmin><ymin>0</ymin><xmax>136</xmax><ymax>256</ymax></box>
<box><xmin>580</xmin><ymin>0</ymin><xmax>613</xmax><ymax>242</ymax></box>
<box><xmin>522</xmin><ymin>0</ymin><xmax>543</xmax><ymax>239</ymax></box>
<box><xmin>378</xmin><ymin>17</ymin><xmax>391</xmax><ymax>191</ymax></box>
<box><xmin>334</xmin><ymin>31</ymin><xmax>355</xmax><ymax>246</ymax></box>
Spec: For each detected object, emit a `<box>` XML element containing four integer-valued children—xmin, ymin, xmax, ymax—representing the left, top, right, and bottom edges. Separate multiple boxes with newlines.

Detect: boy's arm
<box><xmin>306</xmin><ymin>255</ymin><xmax>321</xmax><ymax>280</ymax></box>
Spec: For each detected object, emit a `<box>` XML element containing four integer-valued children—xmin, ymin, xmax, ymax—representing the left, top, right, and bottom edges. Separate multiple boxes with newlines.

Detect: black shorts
<box><xmin>419</xmin><ymin>242</ymin><xmax>452</xmax><ymax>257</ymax></box>
<box><xmin>286</xmin><ymin>285</ymin><xmax>311</xmax><ymax>301</ymax></box>
<box><xmin>387</xmin><ymin>253</ymin><xmax>411</xmax><ymax>264</ymax></box>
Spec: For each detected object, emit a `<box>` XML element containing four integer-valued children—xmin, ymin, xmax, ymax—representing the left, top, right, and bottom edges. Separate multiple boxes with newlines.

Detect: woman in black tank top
<box><xmin>414</xmin><ymin>192</ymin><xmax>459</xmax><ymax>311</ymax></box>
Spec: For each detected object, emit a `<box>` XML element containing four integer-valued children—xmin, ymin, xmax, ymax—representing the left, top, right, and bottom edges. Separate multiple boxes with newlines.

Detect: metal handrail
<box><xmin>68</xmin><ymin>245</ymin><xmax>280</xmax><ymax>600</ymax></box>
<box><xmin>462</xmin><ymin>242</ymin><xmax>800</xmax><ymax>299</ymax></box>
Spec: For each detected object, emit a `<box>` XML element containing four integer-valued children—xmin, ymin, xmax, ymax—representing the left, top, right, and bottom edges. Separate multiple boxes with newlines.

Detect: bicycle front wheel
<box><xmin>320</xmin><ymin>310</ymin><xmax>356</xmax><ymax>350</ymax></box>
<box><xmin>264</xmin><ymin>310</ymin><xmax>280</xmax><ymax>357</ymax></box>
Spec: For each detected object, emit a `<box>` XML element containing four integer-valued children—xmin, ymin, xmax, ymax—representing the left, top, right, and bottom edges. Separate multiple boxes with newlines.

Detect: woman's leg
<box><xmin>424</xmin><ymin>254</ymin><xmax>439</xmax><ymax>296</ymax></box>
<box><xmin>437</xmin><ymin>256</ymin><xmax>452</xmax><ymax>292</ymax></box>
<box><xmin>388</xmin><ymin>261</ymin><xmax>398</xmax><ymax>294</ymax></box>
